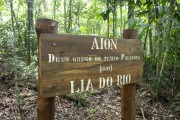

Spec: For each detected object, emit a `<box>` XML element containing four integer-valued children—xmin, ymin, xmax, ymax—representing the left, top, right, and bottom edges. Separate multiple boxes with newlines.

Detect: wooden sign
<box><xmin>39</xmin><ymin>34</ymin><xmax>143</xmax><ymax>97</ymax></box>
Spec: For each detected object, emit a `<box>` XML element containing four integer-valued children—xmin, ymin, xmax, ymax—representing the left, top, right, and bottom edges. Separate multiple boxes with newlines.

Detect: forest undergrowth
<box><xmin>0</xmin><ymin>75</ymin><xmax>179</xmax><ymax>120</ymax></box>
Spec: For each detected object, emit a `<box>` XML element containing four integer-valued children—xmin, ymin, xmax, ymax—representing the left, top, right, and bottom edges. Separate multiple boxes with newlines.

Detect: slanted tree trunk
<box><xmin>143</xmin><ymin>28</ymin><xmax>149</xmax><ymax>51</ymax></box>
<box><xmin>156</xmin><ymin>0</ymin><xmax>175</xmax><ymax>100</ymax></box>
<box><xmin>160</xmin><ymin>0</ymin><xmax>175</xmax><ymax>77</ymax></box>
<box><xmin>149</xmin><ymin>28</ymin><xmax>153</xmax><ymax>55</ymax></box>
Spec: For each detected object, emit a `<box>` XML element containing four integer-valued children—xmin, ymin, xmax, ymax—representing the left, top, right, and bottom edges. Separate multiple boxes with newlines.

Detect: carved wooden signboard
<box><xmin>39</xmin><ymin>34</ymin><xmax>143</xmax><ymax>97</ymax></box>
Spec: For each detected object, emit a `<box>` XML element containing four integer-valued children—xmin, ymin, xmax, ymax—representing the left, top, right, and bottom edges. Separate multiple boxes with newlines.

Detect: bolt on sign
<box><xmin>39</xmin><ymin>34</ymin><xmax>144</xmax><ymax>97</ymax></box>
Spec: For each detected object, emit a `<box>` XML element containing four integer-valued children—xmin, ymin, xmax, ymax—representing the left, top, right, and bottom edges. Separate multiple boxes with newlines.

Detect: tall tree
<box><xmin>119</xmin><ymin>3</ymin><xmax>123</xmax><ymax>38</ymax></box>
<box><xmin>159</xmin><ymin>0</ymin><xmax>175</xmax><ymax>77</ymax></box>
<box><xmin>9</xmin><ymin>0</ymin><xmax>21</xmax><ymax>114</ymax></box>
<box><xmin>64</xmin><ymin>0</ymin><xmax>67</xmax><ymax>32</ymax></box>
<box><xmin>68</xmin><ymin>0</ymin><xmax>72</xmax><ymax>33</ymax></box>
<box><xmin>27</xmin><ymin>0</ymin><xmax>34</xmax><ymax>65</ymax></box>
<box><xmin>112</xmin><ymin>0</ymin><xmax>117</xmax><ymax>37</ymax></box>
<box><xmin>156</xmin><ymin>0</ymin><xmax>176</xmax><ymax>98</ymax></box>
<box><xmin>53</xmin><ymin>0</ymin><xmax>56</xmax><ymax>19</ymax></box>
<box><xmin>128</xmin><ymin>0</ymin><xmax>134</xmax><ymax>28</ymax></box>
<box><xmin>106</xmin><ymin>1</ymin><xmax>110</xmax><ymax>37</ymax></box>
<box><xmin>75</xmin><ymin>0</ymin><xmax>82</xmax><ymax>28</ymax></box>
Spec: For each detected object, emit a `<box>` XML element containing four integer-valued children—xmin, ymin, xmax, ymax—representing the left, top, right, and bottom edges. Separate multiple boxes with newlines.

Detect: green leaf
<box><xmin>100</xmin><ymin>8</ymin><xmax>111</xmax><ymax>21</ymax></box>
<box><xmin>174</xmin><ymin>106</ymin><xmax>180</xmax><ymax>112</ymax></box>
<box><xmin>86</xmin><ymin>108</ymin><xmax>96</xmax><ymax>114</ymax></box>
<box><xmin>80</xmin><ymin>26</ymin><xmax>88</xmax><ymax>32</ymax></box>
<box><xmin>136</xmin><ymin>0</ymin><xmax>142</xmax><ymax>7</ymax></box>
<box><xmin>173</xmin><ymin>92</ymin><xmax>180</xmax><ymax>100</ymax></box>
<box><xmin>174</xmin><ymin>11</ymin><xmax>180</xmax><ymax>22</ymax></box>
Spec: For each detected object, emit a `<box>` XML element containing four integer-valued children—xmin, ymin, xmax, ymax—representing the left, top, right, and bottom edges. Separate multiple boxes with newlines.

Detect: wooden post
<box><xmin>35</xmin><ymin>18</ymin><xmax>58</xmax><ymax>120</ymax></box>
<box><xmin>121</xmin><ymin>29</ymin><xmax>137</xmax><ymax>120</ymax></box>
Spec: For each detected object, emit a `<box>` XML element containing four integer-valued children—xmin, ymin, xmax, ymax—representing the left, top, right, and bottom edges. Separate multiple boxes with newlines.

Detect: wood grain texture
<box><xmin>39</xmin><ymin>34</ymin><xmax>144</xmax><ymax>97</ymax></box>
<box><xmin>36</xmin><ymin>18</ymin><xmax>58</xmax><ymax>120</ymax></box>
<box><xmin>121</xmin><ymin>29</ymin><xmax>138</xmax><ymax>120</ymax></box>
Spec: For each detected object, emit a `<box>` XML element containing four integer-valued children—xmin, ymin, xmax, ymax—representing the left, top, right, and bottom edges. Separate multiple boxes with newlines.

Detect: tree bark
<box><xmin>119</xmin><ymin>5</ymin><xmax>122</xmax><ymax>38</ymax></box>
<box><xmin>157</xmin><ymin>0</ymin><xmax>175</xmax><ymax>99</ymax></box>
<box><xmin>64</xmin><ymin>0</ymin><xmax>67</xmax><ymax>32</ymax></box>
<box><xmin>106</xmin><ymin>2</ymin><xmax>109</xmax><ymax>38</ymax></box>
<box><xmin>121</xmin><ymin>29</ymin><xmax>137</xmax><ymax>120</ymax></box>
<box><xmin>53</xmin><ymin>0</ymin><xmax>56</xmax><ymax>19</ymax></box>
<box><xmin>27</xmin><ymin>0</ymin><xmax>34</xmax><ymax>65</ymax></box>
<box><xmin>143</xmin><ymin>28</ymin><xmax>149</xmax><ymax>51</ymax></box>
<box><xmin>159</xmin><ymin>0</ymin><xmax>175</xmax><ymax>77</ymax></box>
<box><xmin>128</xmin><ymin>0</ymin><xmax>134</xmax><ymax>28</ymax></box>
<box><xmin>35</xmin><ymin>18</ymin><xmax>58</xmax><ymax>120</ymax></box>
<box><xmin>112</xmin><ymin>0</ymin><xmax>117</xmax><ymax>37</ymax></box>
<box><xmin>149</xmin><ymin>28</ymin><xmax>153</xmax><ymax>55</ymax></box>
<box><xmin>10</xmin><ymin>0</ymin><xmax>17</xmax><ymax>38</ymax></box>
<box><xmin>68</xmin><ymin>0</ymin><xmax>72</xmax><ymax>33</ymax></box>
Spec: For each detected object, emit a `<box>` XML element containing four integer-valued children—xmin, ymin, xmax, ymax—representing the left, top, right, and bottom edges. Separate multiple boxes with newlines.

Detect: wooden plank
<box><xmin>121</xmin><ymin>29</ymin><xmax>138</xmax><ymax>120</ymax></box>
<box><xmin>36</xmin><ymin>18</ymin><xmax>58</xmax><ymax>120</ymax></box>
<box><xmin>39</xmin><ymin>34</ymin><xmax>143</xmax><ymax>97</ymax></box>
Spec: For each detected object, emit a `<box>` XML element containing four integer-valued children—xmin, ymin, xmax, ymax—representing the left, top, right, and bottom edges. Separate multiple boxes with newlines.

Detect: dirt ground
<box><xmin>0</xmin><ymin>80</ymin><xmax>179</xmax><ymax>120</ymax></box>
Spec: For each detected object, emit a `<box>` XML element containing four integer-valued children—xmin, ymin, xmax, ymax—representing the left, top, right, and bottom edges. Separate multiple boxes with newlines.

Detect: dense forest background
<box><xmin>0</xmin><ymin>0</ymin><xmax>180</xmax><ymax>119</ymax></box>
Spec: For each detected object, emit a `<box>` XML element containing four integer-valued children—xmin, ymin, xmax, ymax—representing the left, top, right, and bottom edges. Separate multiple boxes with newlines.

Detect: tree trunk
<box><xmin>43</xmin><ymin>0</ymin><xmax>46</xmax><ymax>11</ymax></box>
<box><xmin>36</xmin><ymin>18</ymin><xmax>58</xmax><ymax>120</ymax></box>
<box><xmin>10</xmin><ymin>0</ymin><xmax>16</xmax><ymax>38</ymax></box>
<box><xmin>147</xmin><ymin>4</ymin><xmax>153</xmax><ymax>55</ymax></box>
<box><xmin>106</xmin><ymin>2</ymin><xmax>109</xmax><ymax>38</ymax></box>
<box><xmin>119</xmin><ymin>5</ymin><xmax>122</xmax><ymax>38</ymax></box>
<box><xmin>143</xmin><ymin>28</ymin><xmax>149</xmax><ymax>52</ymax></box>
<box><xmin>113</xmin><ymin>2</ymin><xmax>117</xmax><ymax>37</ymax></box>
<box><xmin>27</xmin><ymin>0</ymin><xmax>34</xmax><ymax>65</ymax></box>
<box><xmin>149</xmin><ymin>28</ymin><xmax>153</xmax><ymax>55</ymax></box>
<box><xmin>128</xmin><ymin>0</ymin><xmax>134</xmax><ymax>28</ymax></box>
<box><xmin>156</xmin><ymin>22</ymin><xmax>161</xmax><ymax>80</ymax></box>
<box><xmin>68</xmin><ymin>0</ymin><xmax>72</xmax><ymax>33</ymax></box>
<box><xmin>10</xmin><ymin>0</ymin><xmax>21</xmax><ymax>114</ymax></box>
<box><xmin>53</xmin><ymin>0</ymin><xmax>56</xmax><ymax>19</ymax></box>
<box><xmin>157</xmin><ymin>0</ymin><xmax>175</xmax><ymax>100</ymax></box>
<box><xmin>159</xmin><ymin>0</ymin><xmax>175</xmax><ymax>77</ymax></box>
<box><xmin>64</xmin><ymin>0</ymin><xmax>67</xmax><ymax>32</ymax></box>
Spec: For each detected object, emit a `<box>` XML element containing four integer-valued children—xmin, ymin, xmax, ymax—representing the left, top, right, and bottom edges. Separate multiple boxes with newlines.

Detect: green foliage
<box><xmin>0</xmin><ymin>0</ymin><xmax>179</xmax><ymax>107</ymax></box>
<box><xmin>8</xmin><ymin>56</ymin><xmax>37</xmax><ymax>80</ymax></box>
<box><xmin>86</xmin><ymin>107</ymin><xmax>96</xmax><ymax>114</ymax></box>
<box><xmin>15</xmin><ymin>82</ymin><xmax>21</xmax><ymax>113</ymax></box>
<box><xmin>74</xmin><ymin>92</ymin><xmax>92</xmax><ymax>108</ymax></box>
<box><xmin>170</xmin><ymin>92</ymin><xmax>180</xmax><ymax>112</ymax></box>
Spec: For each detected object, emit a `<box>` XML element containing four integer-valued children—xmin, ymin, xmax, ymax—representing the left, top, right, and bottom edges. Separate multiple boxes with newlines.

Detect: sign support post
<box><xmin>36</xmin><ymin>18</ymin><xmax>58</xmax><ymax>120</ymax></box>
<box><xmin>121</xmin><ymin>29</ymin><xmax>138</xmax><ymax>120</ymax></box>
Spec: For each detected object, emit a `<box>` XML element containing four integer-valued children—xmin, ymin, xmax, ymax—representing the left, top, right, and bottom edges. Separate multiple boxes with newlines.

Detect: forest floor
<box><xmin>0</xmin><ymin>79</ymin><xmax>179</xmax><ymax>120</ymax></box>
